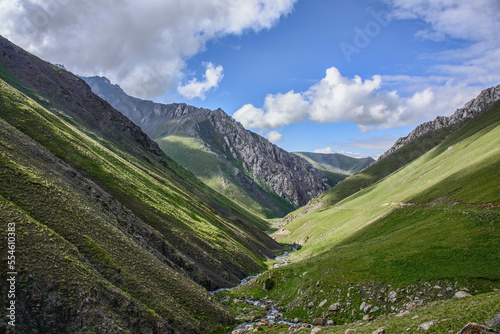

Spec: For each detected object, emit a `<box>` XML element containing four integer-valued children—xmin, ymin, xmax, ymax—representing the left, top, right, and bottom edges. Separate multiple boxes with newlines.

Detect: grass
<box><xmin>156</xmin><ymin>133</ymin><xmax>297</xmax><ymax>219</ymax></box>
<box><xmin>0</xmin><ymin>74</ymin><xmax>281</xmax><ymax>332</ymax></box>
<box><xmin>224</xmin><ymin>102</ymin><xmax>500</xmax><ymax>326</ymax></box>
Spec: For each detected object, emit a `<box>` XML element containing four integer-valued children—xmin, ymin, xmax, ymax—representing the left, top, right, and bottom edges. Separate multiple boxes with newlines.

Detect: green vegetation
<box><xmin>224</xmin><ymin>102</ymin><xmax>500</xmax><ymax>328</ymax></box>
<box><xmin>157</xmin><ymin>133</ymin><xmax>296</xmax><ymax>219</ymax></box>
<box><xmin>0</xmin><ymin>68</ymin><xmax>279</xmax><ymax>332</ymax></box>
<box><xmin>294</xmin><ymin>152</ymin><xmax>374</xmax><ymax>187</ymax></box>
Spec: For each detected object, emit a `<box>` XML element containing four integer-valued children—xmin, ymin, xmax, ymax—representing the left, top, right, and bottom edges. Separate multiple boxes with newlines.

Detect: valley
<box><xmin>0</xmin><ymin>34</ymin><xmax>499</xmax><ymax>334</ymax></box>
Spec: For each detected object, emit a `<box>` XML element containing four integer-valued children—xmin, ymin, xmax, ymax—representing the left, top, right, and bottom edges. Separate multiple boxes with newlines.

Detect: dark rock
<box><xmin>488</xmin><ymin>313</ymin><xmax>500</xmax><ymax>327</ymax></box>
<box><xmin>312</xmin><ymin>318</ymin><xmax>326</xmax><ymax>326</ymax></box>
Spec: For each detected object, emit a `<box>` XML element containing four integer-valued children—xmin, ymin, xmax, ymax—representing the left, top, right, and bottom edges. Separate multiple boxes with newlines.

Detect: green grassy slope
<box><xmin>295</xmin><ymin>120</ymin><xmax>470</xmax><ymax>214</ymax></box>
<box><xmin>157</xmin><ymin>134</ymin><xmax>295</xmax><ymax>220</ymax></box>
<box><xmin>0</xmin><ymin>100</ymin><xmax>231</xmax><ymax>332</ymax></box>
<box><xmin>294</xmin><ymin>152</ymin><xmax>374</xmax><ymax>186</ymax></box>
<box><xmin>0</xmin><ymin>36</ymin><xmax>282</xmax><ymax>332</ymax></box>
<box><xmin>227</xmin><ymin>101</ymin><xmax>500</xmax><ymax>326</ymax></box>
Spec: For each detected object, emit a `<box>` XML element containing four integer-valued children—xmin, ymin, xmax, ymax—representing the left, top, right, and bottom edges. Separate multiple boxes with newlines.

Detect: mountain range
<box><xmin>83</xmin><ymin>76</ymin><xmax>373</xmax><ymax>218</ymax></box>
<box><xmin>1</xmin><ymin>35</ymin><xmax>499</xmax><ymax>334</ymax></box>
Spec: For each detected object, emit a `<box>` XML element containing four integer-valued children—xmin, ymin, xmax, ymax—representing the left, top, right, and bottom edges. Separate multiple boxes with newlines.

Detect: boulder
<box><xmin>312</xmin><ymin>318</ymin><xmax>326</xmax><ymax>326</ymax></box>
<box><xmin>418</xmin><ymin>321</ymin><xmax>436</xmax><ymax>331</ymax></box>
<box><xmin>311</xmin><ymin>327</ymin><xmax>323</xmax><ymax>334</ymax></box>
<box><xmin>457</xmin><ymin>323</ymin><xmax>500</xmax><ymax>334</ymax></box>
<box><xmin>329</xmin><ymin>302</ymin><xmax>342</xmax><ymax>311</ymax></box>
<box><xmin>372</xmin><ymin>327</ymin><xmax>386</xmax><ymax>334</ymax></box>
<box><xmin>487</xmin><ymin>313</ymin><xmax>500</xmax><ymax>327</ymax></box>
<box><xmin>454</xmin><ymin>291</ymin><xmax>472</xmax><ymax>298</ymax></box>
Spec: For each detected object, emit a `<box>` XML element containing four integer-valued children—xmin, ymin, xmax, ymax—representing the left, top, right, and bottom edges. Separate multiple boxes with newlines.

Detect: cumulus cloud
<box><xmin>234</xmin><ymin>66</ymin><xmax>438</xmax><ymax>131</ymax></box>
<box><xmin>178</xmin><ymin>62</ymin><xmax>224</xmax><ymax>100</ymax></box>
<box><xmin>234</xmin><ymin>2</ymin><xmax>500</xmax><ymax>133</ymax></box>
<box><xmin>0</xmin><ymin>0</ymin><xmax>296</xmax><ymax>98</ymax></box>
<box><xmin>264</xmin><ymin>130</ymin><xmax>283</xmax><ymax>143</ymax></box>
<box><xmin>313</xmin><ymin>147</ymin><xmax>335</xmax><ymax>154</ymax></box>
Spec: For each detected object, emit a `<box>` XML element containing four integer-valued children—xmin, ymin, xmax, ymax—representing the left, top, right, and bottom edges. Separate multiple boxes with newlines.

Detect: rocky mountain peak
<box><xmin>83</xmin><ymin>76</ymin><xmax>330</xmax><ymax>215</ymax></box>
<box><xmin>380</xmin><ymin>84</ymin><xmax>500</xmax><ymax>160</ymax></box>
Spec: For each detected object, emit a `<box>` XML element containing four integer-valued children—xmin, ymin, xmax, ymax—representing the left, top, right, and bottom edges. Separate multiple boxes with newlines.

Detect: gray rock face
<box><xmin>379</xmin><ymin>84</ymin><xmax>500</xmax><ymax>160</ymax></box>
<box><xmin>83</xmin><ymin>76</ymin><xmax>330</xmax><ymax>211</ymax></box>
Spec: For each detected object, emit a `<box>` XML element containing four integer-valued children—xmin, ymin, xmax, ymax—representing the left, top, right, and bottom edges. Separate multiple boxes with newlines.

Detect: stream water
<box><xmin>211</xmin><ymin>245</ymin><xmax>312</xmax><ymax>332</ymax></box>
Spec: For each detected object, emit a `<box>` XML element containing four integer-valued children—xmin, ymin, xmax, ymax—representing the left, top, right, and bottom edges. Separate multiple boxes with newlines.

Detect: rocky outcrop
<box><xmin>206</xmin><ymin>108</ymin><xmax>329</xmax><ymax>207</ymax></box>
<box><xmin>379</xmin><ymin>84</ymin><xmax>500</xmax><ymax>160</ymax></box>
<box><xmin>83</xmin><ymin>76</ymin><xmax>330</xmax><ymax>211</ymax></box>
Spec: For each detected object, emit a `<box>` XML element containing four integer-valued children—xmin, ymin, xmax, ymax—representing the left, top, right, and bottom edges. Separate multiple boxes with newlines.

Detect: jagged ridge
<box><xmin>83</xmin><ymin>76</ymin><xmax>330</xmax><ymax>217</ymax></box>
<box><xmin>380</xmin><ymin>84</ymin><xmax>500</xmax><ymax>160</ymax></box>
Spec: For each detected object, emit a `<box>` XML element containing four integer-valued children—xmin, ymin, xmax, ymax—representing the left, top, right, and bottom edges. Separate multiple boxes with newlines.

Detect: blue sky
<box><xmin>1</xmin><ymin>0</ymin><xmax>499</xmax><ymax>157</ymax></box>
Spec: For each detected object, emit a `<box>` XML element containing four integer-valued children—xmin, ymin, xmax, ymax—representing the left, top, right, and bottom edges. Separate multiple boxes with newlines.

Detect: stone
<box><xmin>232</xmin><ymin>329</ymin><xmax>248</xmax><ymax>334</ymax></box>
<box><xmin>345</xmin><ymin>329</ymin><xmax>359</xmax><ymax>334</ymax></box>
<box><xmin>319</xmin><ymin>299</ymin><xmax>328</xmax><ymax>308</ymax></box>
<box><xmin>306</xmin><ymin>302</ymin><xmax>314</xmax><ymax>309</ymax></box>
<box><xmin>457</xmin><ymin>323</ymin><xmax>500</xmax><ymax>334</ymax></box>
<box><xmin>311</xmin><ymin>327</ymin><xmax>323</xmax><ymax>334</ymax></box>
<box><xmin>329</xmin><ymin>302</ymin><xmax>342</xmax><ymax>311</ymax></box>
<box><xmin>454</xmin><ymin>291</ymin><xmax>472</xmax><ymax>298</ymax></box>
<box><xmin>488</xmin><ymin>313</ymin><xmax>500</xmax><ymax>327</ymax></box>
<box><xmin>363</xmin><ymin>314</ymin><xmax>373</xmax><ymax>321</ymax></box>
<box><xmin>369</xmin><ymin>306</ymin><xmax>380</xmax><ymax>313</ymax></box>
<box><xmin>293</xmin><ymin>318</ymin><xmax>300</xmax><ymax>324</ymax></box>
<box><xmin>312</xmin><ymin>318</ymin><xmax>326</xmax><ymax>326</ymax></box>
<box><xmin>388</xmin><ymin>291</ymin><xmax>398</xmax><ymax>303</ymax></box>
<box><xmin>372</xmin><ymin>327</ymin><xmax>386</xmax><ymax>334</ymax></box>
<box><xmin>363</xmin><ymin>304</ymin><xmax>372</xmax><ymax>313</ymax></box>
<box><xmin>360</xmin><ymin>301</ymin><xmax>367</xmax><ymax>311</ymax></box>
<box><xmin>327</xmin><ymin>320</ymin><xmax>334</xmax><ymax>326</ymax></box>
<box><xmin>418</xmin><ymin>321</ymin><xmax>436</xmax><ymax>331</ymax></box>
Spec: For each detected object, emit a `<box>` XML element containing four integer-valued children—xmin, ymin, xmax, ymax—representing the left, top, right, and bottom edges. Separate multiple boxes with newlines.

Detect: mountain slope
<box><xmin>83</xmin><ymin>76</ymin><xmax>330</xmax><ymax>218</ymax></box>
<box><xmin>283</xmin><ymin>84</ymin><xmax>500</xmax><ymax>216</ymax></box>
<box><xmin>293</xmin><ymin>152</ymin><xmax>374</xmax><ymax>186</ymax></box>
<box><xmin>227</xmin><ymin>86</ymin><xmax>500</xmax><ymax>327</ymax></box>
<box><xmin>0</xmin><ymin>35</ymin><xmax>281</xmax><ymax>333</ymax></box>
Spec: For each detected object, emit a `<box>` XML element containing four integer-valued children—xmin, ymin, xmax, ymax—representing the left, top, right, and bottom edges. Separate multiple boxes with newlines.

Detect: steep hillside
<box><xmin>284</xmin><ymin>84</ymin><xmax>500</xmax><ymax>217</ymax></box>
<box><xmin>293</xmin><ymin>152</ymin><xmax>374</xmax><ymax>186</ymax></box>
<box><xmin>0</xmin><ymin>35</ymin><xmax>281</xmax><ymax>333</ymax></box>
<box><xmin>225</xmin><ymin>86</ymin><xmax>500</xmax><ymax>330</ymax></box>
<box><xmin>83</xmin><ymin>76</ymin><xmax>330</xmax><ymax>218</ymax></box>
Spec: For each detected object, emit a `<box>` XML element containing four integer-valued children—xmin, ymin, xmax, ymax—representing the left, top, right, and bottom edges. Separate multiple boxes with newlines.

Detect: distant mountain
<box><xmin>0</xmin><ymin>35</ymin><xmax>281</xmax><ymax>333</ymax></box>
<box><xmin>293</xmin><ymin>152</ymin><xmax>374</xmax><ymax>186</ymax></box>
<box><xmin>83</xmin><ymin>76</ymin><xmax>330</xmax><ymax>218</ymax></box>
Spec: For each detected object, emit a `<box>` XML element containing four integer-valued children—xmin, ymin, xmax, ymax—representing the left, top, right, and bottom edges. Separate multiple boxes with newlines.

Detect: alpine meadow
<box><xmin>1</xmin><ymin>1</ymin><xmax>500</xmax><ymax>334</ymax></box>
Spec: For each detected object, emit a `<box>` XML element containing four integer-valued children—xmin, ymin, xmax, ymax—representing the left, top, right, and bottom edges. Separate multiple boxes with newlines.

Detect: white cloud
<box><xmin>0</xmin><ymin>0</ymin><xmax>296</xmax><ymax>98</ymax></box>
<box><xmin>233</xmin><ymin>90</ymin><xmax>308</xmax><ymax>129</ymax></box>
<box><xmin>313</xmin><ymin>147</ymin><xmax>335</xmax><ymax>154</ymax></box>
<box><xmin>234</xmin><ymin>66</ymin><xmax>440</xmax><ymax>131</ymax></box>
<box><xmin>313</xmin><ymin>147</ymin><xmax>374</xmax><ymax>159</ymax></box>
<box><xmin>178</xmin><ymin>62</ymin><xmax>224</xmax><ymax>100</ymax></box>
<box><xmin>384</xmin><ymin>0</ymin><xmax>500</xmax><ymax>86</ymax></box>
<box><xmin>314</xmin><ymin>135</ymin><xmax>399</xmax><ymax>158</ymax></box>
<box><xmin>234</xmin><ymin>2</ymin><xmax>500</xmax><ymax>134</ymax></box>
<box><xmin>264</xmin><ymin>130</ymin><xmax>283</xmax><ymax>143</ymax></box>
